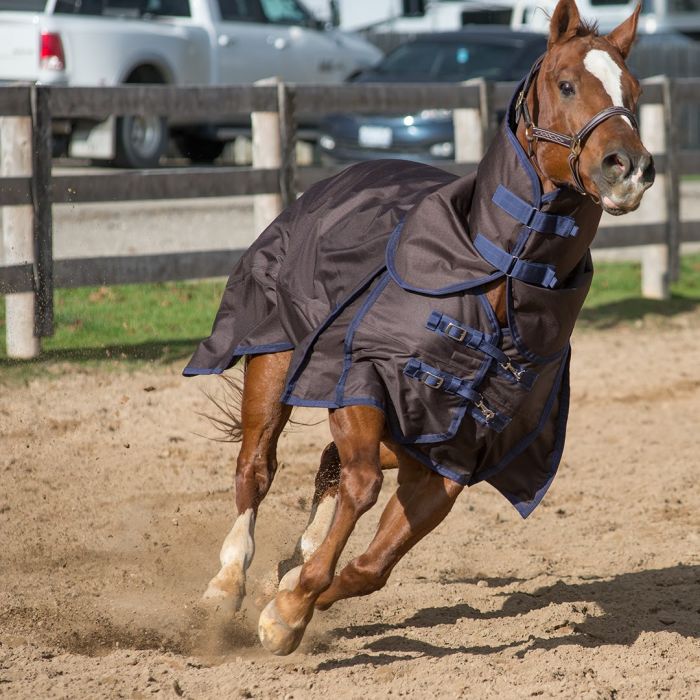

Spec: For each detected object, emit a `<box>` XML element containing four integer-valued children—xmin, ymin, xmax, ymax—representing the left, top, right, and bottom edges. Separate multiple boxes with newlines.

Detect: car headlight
<box><xmin>418</xmin><ymin>109</ymin><xmax>453</xmax><ymax>120</ymax></box>
<box><xmin>319</xmin><ymin>134</ymin><xmax>336</xmax><ymax>151</ymax></box>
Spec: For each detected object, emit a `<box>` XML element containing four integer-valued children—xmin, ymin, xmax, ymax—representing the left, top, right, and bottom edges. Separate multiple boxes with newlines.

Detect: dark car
<box><xmin>318</xmin><ymin>28</ymin><xmax>547</xmax><ymax>163</ymax></box>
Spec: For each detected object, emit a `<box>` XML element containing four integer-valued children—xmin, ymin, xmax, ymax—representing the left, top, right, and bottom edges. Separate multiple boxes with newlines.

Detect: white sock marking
<box><xmin>300</xmin><ymin>495</ymin><xmax>338</xmax><ymax>561</ymax></box>
<box><xmin>219</xmin><ymin>508</ymin><xmax>255</xmax><ymax>570</ymax></box>
<box><xmin>583</xmin><ymin>48</ymin><xmax>633</xmax><ymax>128</ymax></box>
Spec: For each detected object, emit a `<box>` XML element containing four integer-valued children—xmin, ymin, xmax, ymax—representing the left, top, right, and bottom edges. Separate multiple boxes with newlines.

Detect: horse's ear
<box><xmin>606</xmin><ymin>2</ymin><xmax>641</xmax><ymax>59</ymax></box>
<box><xmin>548</xmin><ymin>0</ymin><xmax>581</xmax><ymax>49</ymax></box>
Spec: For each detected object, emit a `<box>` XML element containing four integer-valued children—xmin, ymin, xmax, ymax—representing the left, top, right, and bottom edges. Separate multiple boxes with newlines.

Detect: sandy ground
<box><xmin>1</xmin><ymin>310</ymin><xmax>699</xmax><ymax>699</ymax></box>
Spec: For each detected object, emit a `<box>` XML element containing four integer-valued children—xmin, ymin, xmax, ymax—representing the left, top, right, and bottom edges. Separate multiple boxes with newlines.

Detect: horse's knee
<box><xmin>339</xmin><ymin>459</ymin><xmax>383</xmax><ymax>515</ymax></box>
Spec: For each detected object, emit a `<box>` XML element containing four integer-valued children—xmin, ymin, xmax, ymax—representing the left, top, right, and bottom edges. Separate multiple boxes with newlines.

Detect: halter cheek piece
<box><xmin>515</xmin><ymin>56</ymin><xmax>639</xmax><ymax>197</ymax></box>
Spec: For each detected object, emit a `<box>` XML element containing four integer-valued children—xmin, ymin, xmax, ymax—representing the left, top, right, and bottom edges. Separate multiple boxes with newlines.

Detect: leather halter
<box><xmin>515</xmin><ymin>56</ymin><xmax>639</xmax><ymax>196</ymax></box>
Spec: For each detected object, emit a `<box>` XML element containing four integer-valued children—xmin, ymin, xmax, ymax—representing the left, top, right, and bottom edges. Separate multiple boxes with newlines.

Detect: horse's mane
<box><xmin>576</xmin><ymin>18</ymin><xmax>600</xmax><ymax>37</ymax></box>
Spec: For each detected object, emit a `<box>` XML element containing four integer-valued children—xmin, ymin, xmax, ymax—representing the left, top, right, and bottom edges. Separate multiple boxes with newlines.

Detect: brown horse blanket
<box><xmin>184</xmin><ymin>87</ymin><xmax>602</xmax><ymax>517</ymax></box>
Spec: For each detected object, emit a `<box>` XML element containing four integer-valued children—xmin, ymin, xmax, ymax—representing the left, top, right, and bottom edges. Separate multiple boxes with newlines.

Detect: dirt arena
<box><xmin>1</xmin><ymin>309</ymin><xmax>699</xmax><ymax>699</ymax></box>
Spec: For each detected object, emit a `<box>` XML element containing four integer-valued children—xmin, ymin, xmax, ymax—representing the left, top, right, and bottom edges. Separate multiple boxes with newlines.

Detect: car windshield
<box><xmin>377</xmin><ymin>40</ymin><xmax>522</xmax><ymax>81</ymax></box>
<box><xmin>0</xmin><ymin>1</ymin><xmax>46</xmax><ymax>9</ymax></box>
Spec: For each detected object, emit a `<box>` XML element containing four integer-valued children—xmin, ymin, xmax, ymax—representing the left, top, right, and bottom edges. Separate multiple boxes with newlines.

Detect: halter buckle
<box><xmin>524</xmin><ymin>124</ymin><xmax>536</xmax><ymax>143</ymax></box>
<box><xmin>570</xmin><ymin>135</ymin><xmax>582</xmax><ymax>158</ymax></box>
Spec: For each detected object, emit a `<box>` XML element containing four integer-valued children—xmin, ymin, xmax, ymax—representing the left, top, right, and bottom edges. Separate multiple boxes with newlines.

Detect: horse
<box><xmin>184</xmin><ymin>0</ymin><xmax>654</xmax><ymax>656</ymax></box>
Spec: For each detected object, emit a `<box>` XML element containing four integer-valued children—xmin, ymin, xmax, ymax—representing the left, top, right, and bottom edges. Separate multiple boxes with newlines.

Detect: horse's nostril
<box><xmin>602</xmin><ymin>151</ymin><xmax>632</xmax><ymax>182</ymax></box>
<box><xmin>639</xmin><ymin>153</ymin><xmax>655</xmax><ymax>185</ymax></box>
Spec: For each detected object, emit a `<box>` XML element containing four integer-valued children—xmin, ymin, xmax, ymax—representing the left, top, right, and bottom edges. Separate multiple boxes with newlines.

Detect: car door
<box><xmin>213</xmin><ymin>0</ymin><xmax>344</xmax><ymax>84</ymax></box>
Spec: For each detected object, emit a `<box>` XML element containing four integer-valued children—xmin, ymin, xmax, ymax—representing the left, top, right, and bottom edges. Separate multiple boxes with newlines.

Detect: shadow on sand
<box><xmin>318</xmin><ymin>564</ymin><xmax>699</xmax><ymax>670</ymax></box>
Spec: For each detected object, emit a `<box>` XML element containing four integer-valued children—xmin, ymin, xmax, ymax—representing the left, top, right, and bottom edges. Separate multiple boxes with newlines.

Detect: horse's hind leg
<box><xmin>278</xmin><ymin>441</ymin><xmax>398</xmax><ymax>588</ymax></box>
<box><xmin>258</xmin><ymin>405</ymin><xmax>385</xmax><ymax>654</ymax></box>
<box><xmin>202</xmin><ymin>351</ymin><xmax>293</xmax><ymax>613</ymax></box>
<box><xmin>315</xmin><ymin>451</ymin><xmax>462</xmax><ymax>610</ymax></box>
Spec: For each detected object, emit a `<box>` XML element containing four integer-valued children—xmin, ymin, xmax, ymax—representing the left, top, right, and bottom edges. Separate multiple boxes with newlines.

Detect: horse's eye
<box><xmin>559</xmin><ymin>81</ymin><xmax>575</xmax><ymax>97</ymax></box>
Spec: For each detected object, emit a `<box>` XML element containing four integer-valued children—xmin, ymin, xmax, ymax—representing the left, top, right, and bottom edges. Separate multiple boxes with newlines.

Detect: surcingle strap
<box><xmin>426</xmin><ymin>311</ymin><xmax>536</xmax><ymax>389</ymax></box>
<box><xmin>474</xmin><ymin>233</ymin><xmax>558</xmax><ymax>288</ymax></box>
<box><xmin>404</xmin><ymin>358</ymin><xmax>511</xmax><ymax>432</ymax></box>
<box><xmin>492</xmin><ymin>185</ymin><xmax>578</xmax><ymax>238</ymax></box>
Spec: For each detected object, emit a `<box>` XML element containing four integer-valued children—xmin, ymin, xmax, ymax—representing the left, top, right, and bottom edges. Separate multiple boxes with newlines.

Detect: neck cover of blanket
<box><xmin>184</xmin><ymin>82</ymin><xmax>603</xmax><ymax>518</ymax></box>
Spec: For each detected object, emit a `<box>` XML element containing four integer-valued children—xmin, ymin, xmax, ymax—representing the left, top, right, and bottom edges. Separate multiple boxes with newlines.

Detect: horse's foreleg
<box><xmin>314</xmin><ymin>451</ymin><xmax>462</xmax><ymax>610</ymax></box>
<box><xmin>202</xmin><ymin>351</ymin><xmax>293</xmax><ymax>613</ymax></box>
<box><xmin>278</xmin><ymin>441</ymin><xmax>398</xmax><ymax>588</ymax></box>
<box><xmin>258</xmin><ymin>405</ymin><xmax>385</xmax><ymax>655</ymax></box>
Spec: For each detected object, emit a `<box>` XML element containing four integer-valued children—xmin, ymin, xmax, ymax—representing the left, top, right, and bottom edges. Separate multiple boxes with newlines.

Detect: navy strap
<box><xmin>426</xmin><ymin>312</ymin><xmax>536</xmax><ymax>389</ymax></box>
<box><xmin>404</xmin><ymin>358</ymin><xmax>510</xmax><ymax>432</ymax></box>
<box><xmin>492</xmin><ymin>185</ymin><xmax>578</xmax><ymax>238</ymax></box>
<box><xmin>474</xmin><ymin>233</ymin><xmax>558</xmax><ymax>289</ymax></box>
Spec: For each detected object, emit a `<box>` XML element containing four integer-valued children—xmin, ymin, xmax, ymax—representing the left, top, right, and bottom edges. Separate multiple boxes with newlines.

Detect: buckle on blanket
<box><xmin>420</xmin><ymin>370</ymin><xmax>444</xmax><ymax>389</ymax></box>
<box><xmin>444</xmin><ymin>322</ymin><xmax>467</xmax><ymax>342</ymax></box>
<box><xmin>475</xmin><ymin>396</ymin><xmax>496</xmax><ymax>422</ymax></box>
<box><xmin>501</xmin><ymin>360</ymin><xmax>526</xmax><ymax>381</ymax></box>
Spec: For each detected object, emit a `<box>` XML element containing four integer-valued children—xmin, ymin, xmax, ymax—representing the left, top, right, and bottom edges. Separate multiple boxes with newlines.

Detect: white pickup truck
<box><xmin>0</xmin><ymin>0</ymin><xmax>382</xmax><ymax>166</ymax></box>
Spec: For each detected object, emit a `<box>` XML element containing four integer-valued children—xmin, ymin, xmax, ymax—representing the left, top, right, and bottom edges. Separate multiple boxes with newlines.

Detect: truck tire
<box><xmin>114</xmin><ymin>114</ymin><xmax>168</xmax><ymax>169</ymax></box>
<box><xmin>174</xmin><ymin>134</ymin><xmax>225</xmax><ymax>163</ymax></box>
<box><xmin>113</xmin><ymin>65</ymin><xmax>169</xmax><ymax>169</ymax></box>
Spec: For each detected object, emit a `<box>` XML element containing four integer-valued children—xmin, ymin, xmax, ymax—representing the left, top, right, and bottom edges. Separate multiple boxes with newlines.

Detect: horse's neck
<box><xmin>516</xmin><ymin>80</ymin><xmax>560</xmax><ymax>196</ymax></box>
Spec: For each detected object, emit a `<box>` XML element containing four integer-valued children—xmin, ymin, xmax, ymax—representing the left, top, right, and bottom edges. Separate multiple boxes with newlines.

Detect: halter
<box><xmin>514</xmin><ymin>56</ymin><xmax>639</xmax><ymax>196</ymax></box>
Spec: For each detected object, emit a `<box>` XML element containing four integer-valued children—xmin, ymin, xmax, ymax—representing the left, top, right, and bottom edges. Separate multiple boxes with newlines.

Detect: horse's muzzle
<box><xmin>597</xmin><ymin>149</ymin><xmax>655</xmax><ymax>215</ymax></box>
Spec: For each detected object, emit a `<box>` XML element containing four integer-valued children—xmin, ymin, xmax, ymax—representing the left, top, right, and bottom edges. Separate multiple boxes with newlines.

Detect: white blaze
<box><xmin>583</xmin><ymin>48</ymin><xmax>632</xmax><ymax>128</ymax></box>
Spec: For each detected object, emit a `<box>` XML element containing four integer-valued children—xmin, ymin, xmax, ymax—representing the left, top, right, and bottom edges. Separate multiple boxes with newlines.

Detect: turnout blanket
<box><xmin>185</xmin><ymin>88</ymin><xmax>602</xmax><ymax>517</ymax></box>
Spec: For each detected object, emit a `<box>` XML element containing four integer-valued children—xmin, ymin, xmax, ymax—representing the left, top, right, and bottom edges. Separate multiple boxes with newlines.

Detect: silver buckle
<box><xmin>420</xmin><ymin>371</ymin><xmax>444</xmax><ymax>389</ymax></box>
<box><xmin>444</xmin><ymin>322</ymin><xmax>467</xmax><ymax>343</ymax></box>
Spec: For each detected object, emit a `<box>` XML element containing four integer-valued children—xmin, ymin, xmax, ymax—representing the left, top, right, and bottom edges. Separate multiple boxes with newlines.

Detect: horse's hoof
<box><xmin>258</xmin><ymin>598</ymin><xmax>306</xmax><ymax>656</ymax></box>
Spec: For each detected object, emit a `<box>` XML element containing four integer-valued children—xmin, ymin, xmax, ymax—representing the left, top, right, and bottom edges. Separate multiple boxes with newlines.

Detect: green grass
<box><xmin>1</xmin><ymin>254</ymin><xmax>700</xmax><ymax>379</ymax></box>
<box><xmin>580</xmin><ymin>253</ymin><xmax>700</xmax><ymax>328</ymax></box>
<box><xmin>0</xmin><ymin>280</ymin><xmax>224</xmax><ymax>376</ymax></box>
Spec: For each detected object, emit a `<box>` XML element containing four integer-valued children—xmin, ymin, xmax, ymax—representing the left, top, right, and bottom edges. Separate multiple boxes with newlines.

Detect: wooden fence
<box><xmin>0</xmin><ymin>78</ymin><xmax>698</xmax><ymax>358</ymax></box>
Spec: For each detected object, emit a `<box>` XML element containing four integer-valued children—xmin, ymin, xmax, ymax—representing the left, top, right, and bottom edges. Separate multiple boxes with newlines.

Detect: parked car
<box><xmin>0</xmin><ymin>0</ymin><xmax>382</xmax><ymax>167</ymax></box>
<box><xmin>317</xmin><ymin>28</ymin><xmax>547</xmax><ymax>163</ymax></box>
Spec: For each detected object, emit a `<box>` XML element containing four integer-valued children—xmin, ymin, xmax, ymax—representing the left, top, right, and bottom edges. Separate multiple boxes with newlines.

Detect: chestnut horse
<box><xmin>195</xmin><ymin>0</ymin><xmax>654</xmax><ymax>655</ymax></box>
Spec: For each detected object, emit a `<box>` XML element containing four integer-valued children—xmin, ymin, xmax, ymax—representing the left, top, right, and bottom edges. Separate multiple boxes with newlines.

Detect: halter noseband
<box><xmin>515</xmin><ymin>56</ymin><xmax>639</xmax><ymax>196</ymax></box>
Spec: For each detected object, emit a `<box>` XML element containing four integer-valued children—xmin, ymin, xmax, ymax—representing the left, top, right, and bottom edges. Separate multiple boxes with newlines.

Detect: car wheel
<box><xmin>174</xmin><ymin>134</ymin><xmax>225</xmax><ymax>163</ymax></box>
<box><xmin>114</xmin><ymin>113</ymin><xmax>168</xmax><ymax>169</ymax></box>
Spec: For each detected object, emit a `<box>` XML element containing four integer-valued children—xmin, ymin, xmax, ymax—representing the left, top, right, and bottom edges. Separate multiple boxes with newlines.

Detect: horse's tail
<box><xmin>201</xmin><ymin>374</ymin><xmax>245</xmax><ymax>443</ymax></box>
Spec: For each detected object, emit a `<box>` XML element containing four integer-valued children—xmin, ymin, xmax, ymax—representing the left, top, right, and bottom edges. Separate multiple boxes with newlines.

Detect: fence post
<box><xmin>663</xmin><ymin>78</ymin><xmax>681</xmax><ymax>282</ymax></box>
<box><xmin>252</xmin><ymin>77</ymin><xmax>283</xmax><ymax>234</ymax></box>
<box><xmin>453</xmin><ymin>79</ymin><xmax>490</xmax><ymax>163</ymax></box>
<box><xmin>638</xmin><ymin>77</ymin><xmax>671</xmax><ymax>300</ymax></box>
<box><xmin>1</xmin><ymin>113</ymin><xmax>40</xmax><ymax>358</ymax></box>
<box><xmin>31</xmin><ymin>85</ymin><xmax>54</xmax><ymax>337</ymax></box>
<box><xmin>277</xmin><ymin>82</ymin><xmax>297</xmax><ymax>208</ymax></box>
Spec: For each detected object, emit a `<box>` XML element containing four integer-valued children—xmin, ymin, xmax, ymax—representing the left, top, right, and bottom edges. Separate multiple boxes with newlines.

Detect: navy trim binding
<box><xmin>386</xmin><ymin>220</ymin><xmax>503</xmax><ymax>296</ymax></box>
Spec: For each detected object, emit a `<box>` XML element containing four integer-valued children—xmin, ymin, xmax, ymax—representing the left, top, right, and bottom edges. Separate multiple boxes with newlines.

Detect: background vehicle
<box><xmin>0</xmin><ymin>0</ymin><xmax>382</xmax><ymax>167</ymax></box>
<box><xmin>317</xmin><ymin>28</ymin><xmax>547</xmax><ymax>163</ymax></box>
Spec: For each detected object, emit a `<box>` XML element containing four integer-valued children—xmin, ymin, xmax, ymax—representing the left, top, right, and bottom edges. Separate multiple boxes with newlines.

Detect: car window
<box><xmin>217</xmin><ymin>0</ymin><xmax>266</xmax><ymax>22</ymax></box>
<box><xmin>378</xmin><ymin>43</ymin><xmax>444</xmax><ymax>78</ymax></box>
<box><xmin>144</xmin><ymin>0</ymin><xmax>190</xmax><ymax>15</ymax></box>
<box><xmin>380</xmin><ymin>40</ymin><xmax>526</xmax><ymax>81</ymax></box>
<box><xmin>436</xmin><ymin>43</ymin><xmax>512</xmax><ymax>81</ymax></box>
<box><xmin>259</xmin><ymin>0</ymin><xmax>310</xmax><ymax>24</ymax></box>
<box><xmin>0</xmin><ymin>0</ymin><xmax>47</xmax><ymax>9</ymax></box>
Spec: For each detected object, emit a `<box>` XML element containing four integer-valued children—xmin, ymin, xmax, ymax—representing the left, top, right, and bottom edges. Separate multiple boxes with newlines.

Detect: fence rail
<box><xmin>1</xmin><ymin>77</ymin><xmax>698</xmax><ymax>358</ymax></box>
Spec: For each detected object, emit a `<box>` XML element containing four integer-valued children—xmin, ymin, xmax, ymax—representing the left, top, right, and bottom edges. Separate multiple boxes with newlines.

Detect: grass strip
<box><xmin>1</xmin><ymin>254</ymin><xmax>699</xmax><ymax>375</ymax></box>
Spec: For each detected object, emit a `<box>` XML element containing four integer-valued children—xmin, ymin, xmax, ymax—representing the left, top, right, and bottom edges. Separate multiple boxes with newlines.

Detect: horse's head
<box><xmin>519</xmin><ymin>0</ymin><xmax>655</xmax><ymax>215</ymax></box>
